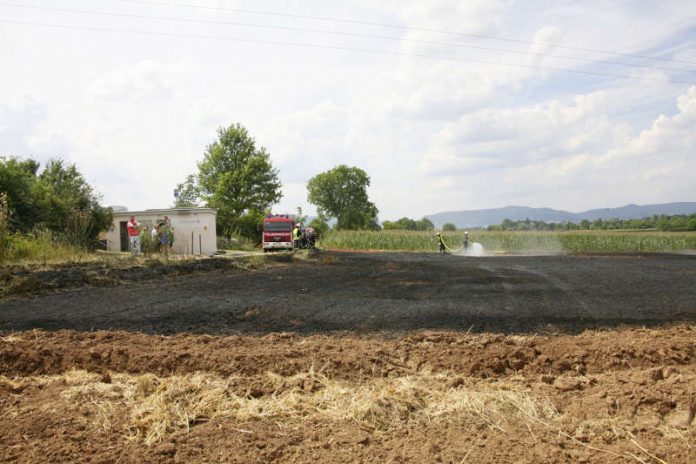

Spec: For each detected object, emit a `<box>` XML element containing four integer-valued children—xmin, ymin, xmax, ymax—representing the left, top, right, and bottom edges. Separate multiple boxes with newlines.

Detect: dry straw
<box><xmin>4</xmin><ymin>369</ymin><xmax>559</xmax><ymax>445</ymax></box>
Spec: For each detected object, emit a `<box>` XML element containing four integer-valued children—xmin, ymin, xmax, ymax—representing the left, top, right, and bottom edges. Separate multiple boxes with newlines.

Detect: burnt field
<box><xmin>1</xmin><ymin>252</ymin><xmax>695</xmax><ymax>463</ymax></box>
<box><xmin>1</xmin><ymin>251</ymin><xmax>695</xmax><ymax>334</ymax></box>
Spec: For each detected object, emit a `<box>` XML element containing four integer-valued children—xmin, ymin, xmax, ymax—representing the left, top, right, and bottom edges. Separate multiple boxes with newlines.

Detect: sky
<box><xmin>1</xmin><ymin>0</ymin><xmax>695</xmax><ymax>219</ymax></box>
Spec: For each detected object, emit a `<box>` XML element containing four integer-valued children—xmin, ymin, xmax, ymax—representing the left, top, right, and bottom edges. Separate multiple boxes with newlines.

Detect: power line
<box><xmin>2</xmin><ymin>18</ymin><xmax>692</xmax><ymax>85</ymax></box>
<box><xmin>2</xmin><ymin>2</ymin><xmax>693</xmax><ymax>74</ymax></box>
<box><xmin>107</xmin><ymin>0</ymin><xmax>696</xmax><ymax>66</ymax></box>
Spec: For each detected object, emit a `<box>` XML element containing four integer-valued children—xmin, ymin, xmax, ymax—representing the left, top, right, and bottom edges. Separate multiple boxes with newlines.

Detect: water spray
<box><xmin>438</xmin><ymin>233</ymin><xmax>486</xmax><ymax>256</ymax></box>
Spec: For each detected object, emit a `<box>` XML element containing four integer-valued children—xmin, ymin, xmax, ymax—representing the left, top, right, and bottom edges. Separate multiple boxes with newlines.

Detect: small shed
<box><xmin>106</xmin><ymin>208</ymin><xmax>217</xmax><ymax>255</ymax></box>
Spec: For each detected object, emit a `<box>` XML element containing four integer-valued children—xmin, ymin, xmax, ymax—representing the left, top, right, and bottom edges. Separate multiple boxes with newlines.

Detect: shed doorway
<box><xmin>119</xmin><ymin>221</ymin><xmax>128</xmax><ymax>252</ymax></box>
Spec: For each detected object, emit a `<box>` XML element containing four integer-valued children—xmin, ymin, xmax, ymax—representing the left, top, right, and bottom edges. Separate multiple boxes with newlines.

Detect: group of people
<box><xmin>292</xmin><ymin>223</ymin><xmax>317</xmax><ymax>249</ymax></box>
<box><xmin>436</xmin><ymin>230</ymin><xmax>469</xmax><ymax>255</ymax></box>
<box><xmin>126</xmin><ymin>215</ymin><xmax>172</xmax><ymax>257</ymax></box>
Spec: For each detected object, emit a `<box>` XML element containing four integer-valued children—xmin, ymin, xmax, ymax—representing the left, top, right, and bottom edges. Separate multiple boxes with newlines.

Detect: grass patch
<box><xmin>3</xmin><ymin>230</ymin><xmax>90</xmax><ymax>265</ymax></box>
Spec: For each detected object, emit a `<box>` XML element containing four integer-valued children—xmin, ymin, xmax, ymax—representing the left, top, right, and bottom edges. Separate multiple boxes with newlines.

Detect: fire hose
<box><xmin>438</xmin><ymin>235</ymin><xmax>465</xmax><ymax>252</ymax></box>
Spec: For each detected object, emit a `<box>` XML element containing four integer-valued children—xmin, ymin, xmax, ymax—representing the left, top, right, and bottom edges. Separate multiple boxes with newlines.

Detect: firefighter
<box><xmin>436</xmin><ymin>232</ymin><xmax>446</xmax><ymax>255</ymax></box>
<box><xmin>463</xmin><ymin>231</ymin><xmax>470</xmax><ymax>250</ymax></box>
<box><xmin>292</xmin><ymin>224</ymin><xmax>301</xmax><ymax>249</ymax></box>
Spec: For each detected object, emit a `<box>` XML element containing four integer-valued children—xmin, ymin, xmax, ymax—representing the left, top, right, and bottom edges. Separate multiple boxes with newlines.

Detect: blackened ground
<box><xmin>1</xmin><ymin>252</ymin><xmax>695</xmax><ymax>334</ymax></box>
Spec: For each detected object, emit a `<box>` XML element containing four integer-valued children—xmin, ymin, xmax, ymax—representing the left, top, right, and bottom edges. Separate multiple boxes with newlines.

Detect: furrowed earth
<box><xmin>1</xmin><ymin>251</ymin><xmax>695</xmax><ymax>463</ymax></box>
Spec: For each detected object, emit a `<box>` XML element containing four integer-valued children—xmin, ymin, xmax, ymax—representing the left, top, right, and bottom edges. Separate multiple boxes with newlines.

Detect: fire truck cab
<box><xmin>262</xmin><ymin>214</ymin><xmax>295</xmax><ymax>251</ymax></box>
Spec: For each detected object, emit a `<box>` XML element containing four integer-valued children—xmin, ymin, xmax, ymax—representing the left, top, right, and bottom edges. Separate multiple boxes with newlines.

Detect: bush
<box><xmin>0</xmin><ymin>193</ymin><xmax>8</xmax><ymax>264</ymax></box>
<box><xmin>308</xmin><ymin>217</ymin><xmax>330</xmax><ymax>239</ymax></box>
<box><xmin>4</xmin><ymin>228</ymin><xmax>86</xmax><ymax>263</ymax></box>
<box><xmin>139</xmin><ymin>229</ymin><xmax>160</xmax><ymax>255</ymax></box>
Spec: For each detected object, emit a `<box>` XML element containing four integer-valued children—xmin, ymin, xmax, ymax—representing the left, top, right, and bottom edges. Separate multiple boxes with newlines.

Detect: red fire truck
<box><xmin>262</xmin><ymin>214</ymin><xmax>295</xmax><ymax>252</ymax></box>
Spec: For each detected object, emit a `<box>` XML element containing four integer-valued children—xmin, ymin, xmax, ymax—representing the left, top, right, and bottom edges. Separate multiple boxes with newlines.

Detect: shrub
<box><xmin>0</xmin><ymin>193</ymin><xmax>8</xmax><ymax>264</ymax></box>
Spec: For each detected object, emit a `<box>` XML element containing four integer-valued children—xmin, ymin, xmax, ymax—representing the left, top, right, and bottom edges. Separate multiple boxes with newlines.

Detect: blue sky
<box><xmin>1</xmin><ymin>0</ymin><xmax>695</xmax><ymax>219</ymax></box>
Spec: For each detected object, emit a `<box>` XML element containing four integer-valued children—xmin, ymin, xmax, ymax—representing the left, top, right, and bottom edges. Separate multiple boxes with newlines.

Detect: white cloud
<box><xmin>87</xmin><ymin>60</ymin><xmax>194</xmax><ymax>103</ymax></box>
<box><xmin>420</xmin><ymin>85</ymin><xmax>696</xmax><ymax>211</ymax></box>
<box><xmin>263</xmin><ymin>100</ymin><xmax>350</xmax><ymax>182</ymax></box>
<box><xmin>0</xmin><ymin>95</ymin><xmax>47</xmax><ymax>154</ymax></box>
<box><xmin>420</xmin><ymin>89</ymin><xmax>631</xmax><ymax>176</ymax></box>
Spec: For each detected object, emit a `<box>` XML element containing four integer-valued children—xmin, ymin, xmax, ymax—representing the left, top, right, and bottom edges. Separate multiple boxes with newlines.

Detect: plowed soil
<box><xmin>1</xmin><ymin>252</ymin><xmax>695</xmax><ymax>463</ymax></box>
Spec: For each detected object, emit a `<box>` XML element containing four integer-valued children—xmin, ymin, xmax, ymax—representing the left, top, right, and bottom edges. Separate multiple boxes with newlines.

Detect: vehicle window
<box><xmin>264</xmin><ymin>222</ymin><xmax>292</xmax><ymax>231</ymax></box>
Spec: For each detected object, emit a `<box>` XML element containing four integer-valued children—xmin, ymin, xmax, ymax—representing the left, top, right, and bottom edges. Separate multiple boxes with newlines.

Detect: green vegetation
<box><xmin>308</xmin><ymin>215</ymin><xmax>330</xmax><ymax>238</ymax></box>
<box><xmin>0</xmin><ymin>193</ymin><xmax>9</xmax><ymax>264</ymax></box>
<box><xmin>307</xmin><ymin>165</ymin><xmax>379</xmax><ymax>230</ymax></box>
<box><xmin>3</xmin><ymin>228</ymin><xmax>89</xmax><ymax>264</ymax></box>
<box><xmin>442</xmin><ymin>223</ymin><xmax>457</xmax><ymax>232</ymax></box>
<box><xmin>383</xmin><ymin>217</ymin><xmax>434</xmax><ymax>231</ymax></box>
<box><xmin>319</xmin><ymin>230</ymin><xmax>696</xmax><ymax>254</ymax></box>
<box><xmin>175</xmin><ymin>123</ymin><xmax>282</xmax><ymax>240</ymax></box>
<box><xmin>1</xmin><ymin>157</ymin><xmax>113</xmax><ymax>264</ymax></box>
<box><xmin>489</xmin><ymin>214</ymin><xmax>696</xmax><ymax>232</ymax></box>
<box><xmin>0</xmin><ymin>157</ymin><xmax>112</xmax><ymax>244</ymax></box>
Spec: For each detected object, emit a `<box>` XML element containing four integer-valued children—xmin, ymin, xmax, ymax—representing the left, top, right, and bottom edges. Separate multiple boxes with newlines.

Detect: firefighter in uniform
<box><xmin>293</xmin><ymin>224</ymin><xmax>301</xmax><ymax>249</ymax></box>
<box><xmin>463</xmin><ymin>231</ymin><xmax>470</xmax><ymax>250</ymax></box>
<box><xmin>436</xmin><ymin>232</ymin><xmax>446</xmax><ymax>255</ymax></box>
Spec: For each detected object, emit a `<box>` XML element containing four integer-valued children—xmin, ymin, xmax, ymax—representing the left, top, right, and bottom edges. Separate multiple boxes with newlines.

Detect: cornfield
<box><xmin>318</xmin><ymin>230</ymin><xmax>696</xmax><ymax>254</ymax></box>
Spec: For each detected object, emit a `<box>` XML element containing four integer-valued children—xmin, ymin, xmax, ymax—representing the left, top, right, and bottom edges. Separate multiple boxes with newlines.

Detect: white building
<box><xmin>106</xmin><ymin>208</ymin><xmax>217</xmax><ymax>255</ymax></box>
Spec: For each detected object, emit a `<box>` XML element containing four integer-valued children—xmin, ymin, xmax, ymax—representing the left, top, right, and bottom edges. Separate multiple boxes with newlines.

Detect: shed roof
<box><xmin>112</xmin><ymin>207</ymin><xmax>216</xmax><ymax>217</ymax></box>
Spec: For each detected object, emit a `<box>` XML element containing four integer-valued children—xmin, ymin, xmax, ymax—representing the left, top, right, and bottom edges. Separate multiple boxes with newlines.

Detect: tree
<box><xmin>383</xmin><ymin>217</ymin><xmax>435</xmax><ymax>231</ymax></box>
<box><xmin>442</xmin><ymin>223</ymin><xmax>457</xmax><ymax>231</ymax></box>
<box><xmin>417</xmin><ymin>218</ymin><xmax>435</xmax><ymax>230</ymax></box>
<box><xmin>295</xmin><ymin>206</ymin><xmax>308</xmax><ymax>224</ymax></box>
<box><xmin>307</xmin><ymin>165</ymin><xmax>379</xmax><ymax>230</ymax></box>
<box><xmin>174</xmin><ymin>174</ymin><xmax>200</xmax><ymax>208</ymax></box>
<box><xmin>177</xmin><ymin>124</ymin><xmax>282</xmax><ymax>238</ymax></box>
<box><xmin>0</xmin><ymin>157</ymin><xmax>41</xmax><ymax>231</ymax></box>
<box><xmin>383</xmin><ymin>217</ymin><xmax>416</xmax><ymax>230</ymax></box>
<box><xmin>0</xmin><ymin>156</ymin><xmax>112</xmax><ymax>247</ymax></box>
<box><xmin>308</xmin><ymin>213</ymin><xmax>330</xmax><ymax>238</ymax></box>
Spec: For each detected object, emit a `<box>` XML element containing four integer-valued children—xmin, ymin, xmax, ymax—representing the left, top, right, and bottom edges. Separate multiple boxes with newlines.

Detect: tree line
<box><xmin>382</xmin><ymin>217</ymin><xmax>434</xmax><ymax>231</ymax></box>
<box><xmin>0</xmin><ymin>157</ymin><xmax>112</xmax><ymax>248</ymax></box>
<box><xmin>10</xmin><ymin>121</ymin><xmax>690</xmax><ymax>254</ymax></box>
<box><xmin>174</xmin><ymin>124</ymin><xmax>381</xmax><ymax>238</ymax></box>
<box><xmin>487</xmin><ymin>215</ymin><xmax>696</xmax><ymax>232</ymax></box>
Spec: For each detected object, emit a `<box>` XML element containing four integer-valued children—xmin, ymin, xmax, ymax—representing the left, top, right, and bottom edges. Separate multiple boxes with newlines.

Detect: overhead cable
<box><xmin>107</xmin><ymin>0</ymin><xmax>696</xmax><ymax>66</ymax></box>
<box><xmin>2</xmin><ymin>2</ymin><xmax>693</xmax><ymax>74</ymax></box>
<box><xmin>1</xmin><ymin>18</ymin><xmax>692</xmax><ymax>85</ymax></box>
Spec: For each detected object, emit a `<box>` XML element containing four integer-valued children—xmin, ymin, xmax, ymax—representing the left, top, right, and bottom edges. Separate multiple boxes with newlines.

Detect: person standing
<box><xmin>436</xmin><ymin>232</ymin><xmax>446</xmax><ymax>255</ymax></box>
<box><xmin>126</xmin><ymin>216</ymin><xmax>141</xmax><ymax>257</ymax></box>
<box><xmin>293</xmin><ymin>223</ymin><xmax>301</xmax><ymax>249</ymax></box>
<box><xmin>463</xmin><ymin>231</ymin><xmax>470</xmax><ymax>250</ymax></box>
<box><xmin>158</xmin><ymin>218</ymin><xmax>171</xmax><ymax>258</ymax></box>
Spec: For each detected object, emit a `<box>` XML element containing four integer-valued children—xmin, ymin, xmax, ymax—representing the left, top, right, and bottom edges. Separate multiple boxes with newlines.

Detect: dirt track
<box><xmin>1</xmin><ymin>252</ymin><xmax>695</xmax><ymax>334</ymax></box>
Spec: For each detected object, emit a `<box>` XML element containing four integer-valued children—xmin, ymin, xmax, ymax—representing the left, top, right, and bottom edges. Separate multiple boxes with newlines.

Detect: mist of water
<box><xmin>455</xmin><ymin>242</ymin><xmax>485</xmax><ymax>257</ymax></box>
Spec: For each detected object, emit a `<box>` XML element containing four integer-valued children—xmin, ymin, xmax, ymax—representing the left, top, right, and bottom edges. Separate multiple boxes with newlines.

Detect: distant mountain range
<box><xmin>424</xmin><ymin>202</ymin><xmax>696</xmax><ymax>229</ymax></box>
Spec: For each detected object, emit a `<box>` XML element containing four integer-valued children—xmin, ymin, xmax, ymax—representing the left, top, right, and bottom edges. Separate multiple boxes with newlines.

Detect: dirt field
<box><xmin>1</xmin><ymin>252</ymin><xmax>695</xmax><ymax>462</ymax></box>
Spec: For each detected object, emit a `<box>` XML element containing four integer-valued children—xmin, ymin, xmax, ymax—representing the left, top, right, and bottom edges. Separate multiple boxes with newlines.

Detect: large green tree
<box><xmin>307</xmin><ymin>165</ymin><xmax>379</xmax><ymax>230</ymax></box>
<box><xmin>0</xmin><ymin>156</ymin><xmax>112</xmax><ymax>247</ymax></box>
<box><xmin>177</xmin><ymin>124</ymin><xmax>282</xmax><ymax>238</ymax></box>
